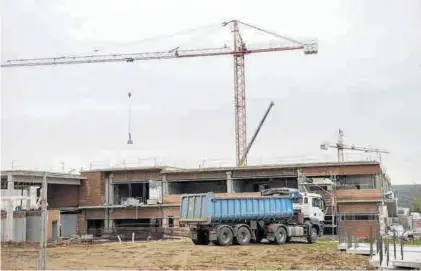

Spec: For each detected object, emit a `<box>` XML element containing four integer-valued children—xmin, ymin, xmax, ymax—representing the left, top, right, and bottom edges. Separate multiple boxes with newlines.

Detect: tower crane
<box><xmin>1</xmin><ymin>19</ymin><xmax>318</xmax><ymax>167</ymax></box>
<box><xmin>320</xmin><ymin>129</ymin><xmax>390</xmax><ymax>163</ymax></box>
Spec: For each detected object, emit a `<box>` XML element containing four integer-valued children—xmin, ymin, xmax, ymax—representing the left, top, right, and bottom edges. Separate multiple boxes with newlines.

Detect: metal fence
<box><xmin>338</xmin><ymin>225</ymin><xmax>421</xmax><ymax>269</ymax></box>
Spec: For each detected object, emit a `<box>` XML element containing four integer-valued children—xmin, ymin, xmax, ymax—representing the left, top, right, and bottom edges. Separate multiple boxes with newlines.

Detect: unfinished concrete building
<box><xmin>0</xmin><ymin>170</ymin><xmax>84</xmax><ymax>242</ymax></box>
<box><xmin>1</xmin><ymin>161</ymin><xmax>395</xmax><ymax>240</ymax></box>
<box><xmin>75</xmin><ymin>161</ymin><xmax>393</xmax><ymax>239</ymax></box>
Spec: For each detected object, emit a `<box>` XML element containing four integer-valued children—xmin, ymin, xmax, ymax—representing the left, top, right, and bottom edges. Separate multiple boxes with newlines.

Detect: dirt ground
<box><xmin>1</xmin><ymin>239</ymin><xmax>374</xmax><ymax>270</ymax></box>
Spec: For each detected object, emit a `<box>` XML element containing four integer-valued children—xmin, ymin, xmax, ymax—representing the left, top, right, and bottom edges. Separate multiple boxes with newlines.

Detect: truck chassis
<box><xmin>189</xmin><ymin>218</ymin><xmax>323</xmax><ymax>246</ymax></box>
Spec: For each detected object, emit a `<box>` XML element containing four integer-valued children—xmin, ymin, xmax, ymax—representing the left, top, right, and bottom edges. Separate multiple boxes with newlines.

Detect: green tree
<box><xmin>410</xmin><ymin>196</ymin><xmax>421</xmax><ymax>213</ymax></box>
<box><xmin>409</xmin><ymin>182</ymin><xmax>421</xmax><ymax>213</ymax></box>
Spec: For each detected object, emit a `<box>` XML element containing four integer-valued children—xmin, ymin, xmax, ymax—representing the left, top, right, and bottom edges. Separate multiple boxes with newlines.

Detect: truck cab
<box><xmin>262</xmin><ymin>188</ymin><xmax>325</xmax><ymax>236</ymax></box>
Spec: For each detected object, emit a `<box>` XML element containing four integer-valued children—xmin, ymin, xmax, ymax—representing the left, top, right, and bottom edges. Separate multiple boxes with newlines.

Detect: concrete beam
<box><xmin>10</xmin><ymin>175</ymin><xmax>80</xmax><ymax>185</ymax></box>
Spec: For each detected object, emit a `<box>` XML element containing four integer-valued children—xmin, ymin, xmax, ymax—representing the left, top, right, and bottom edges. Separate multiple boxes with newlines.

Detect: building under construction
<box><xmin>1</xmin><ymin>160</ymin><xmax>398</xmax><ymax>241</ymax></box>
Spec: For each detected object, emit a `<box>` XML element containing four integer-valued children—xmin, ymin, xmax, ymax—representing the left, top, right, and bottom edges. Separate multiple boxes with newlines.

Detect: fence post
<box><xmin>347</xmin><ymin>233</ymin><xmax>352</xmax><ymax>249</ymax></box>
<box><xmin>379</xmin><ymin>235</ymin><xmax>383</xmax><ymax>266</ymax></box>
<box><xmin>369</xmin><ymin>226</ymin><xmax>373</xmax><ymax>257</ymax></box>
<box><xmin>400</xmin><ymin>236</ymin><xmax>404</xmax><ymax>261</ymax></box>
<box><xmin>386</xmin><ymin>237</ymin><xmax>389</xmax><ymax>267</ymax></box>
<box><xmin>393</xmin><ymin>230</ymin><xmax>396</xmax><ymax>260</ymax></box>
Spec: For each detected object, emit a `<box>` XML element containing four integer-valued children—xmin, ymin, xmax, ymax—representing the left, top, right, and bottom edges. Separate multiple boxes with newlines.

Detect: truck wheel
<box><xmin>192</xmin><ymin>238</ymin><xmax>202</xmax><ymax>245</ymax></box>
<box><xmin>274</xmin><ymin>227</ymin><xmax>287</xmax><ymax>245</ymax></box>
<box><xmin>253</xmin><ymin>230</ymin><xmax>264</xmax><ymax>243</ymax></box>
<box><xmin>200</xmin><ymin>231</ymin><xmax>210</xmax><ymax>245</ymax></box>
<box><xmin>217</xmin><ymin>226</ymin><xmax>233</xmax><ymax>246</ymax></box>
<box><xmin>236</xmin><ymin>227</ymin><xmax>251</xmax><ymax>245</ymax></box>
<box><xmin>192</xmin><ymin>231</ymin><xmax>209</xmax><ymax>245</ymax></box>
<box><xmin>307</xmin><ymin>227</ymin><xmax>317</xmax><ymax>244</ymax></box>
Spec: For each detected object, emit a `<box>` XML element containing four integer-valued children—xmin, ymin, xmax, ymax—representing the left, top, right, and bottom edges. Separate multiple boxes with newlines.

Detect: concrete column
<box><xmin>104</xmin><ymin>177</ymin><xmax>109</xmax><ymax>205</ymax></box>
<box><xmin>6</xmin><ymin>173</ymin><xmax>14</xmax><ymax>241</ymax></box>
<box><xmin>162</xmin><ymin>174</ymin><xmax>168</xmax><ymax>196</ymax></box>
<box><xmin>104</xmin><ymin>210</ymin><xmax>113</xmax><ymax>232</ymax></box>
<box><xmin>162</xmin><ymin>208</ymin><xmax>168</xmax><ymax>229</ymax></box>
<box><xmin>108</xmin><ymin>174</ymin><xmax>114</xmax><ymax>205</ymax></box>
<box><xmin>226</xmin><ymin>171</ymin><xmax>233</xmax><ymax>193</ymax></box>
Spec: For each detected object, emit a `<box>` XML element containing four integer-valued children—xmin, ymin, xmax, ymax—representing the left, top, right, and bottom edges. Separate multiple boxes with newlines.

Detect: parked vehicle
<box><xmin>179</xmin><ymin>188</ymin><xmax>325</xmax><ymax>246</ymax></box>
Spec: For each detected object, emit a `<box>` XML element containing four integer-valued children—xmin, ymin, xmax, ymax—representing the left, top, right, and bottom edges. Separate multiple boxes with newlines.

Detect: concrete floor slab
<box><xmin>338</xmin><ymin>243</ymin><xmax>421</xmax><ymax>269</ymax></box>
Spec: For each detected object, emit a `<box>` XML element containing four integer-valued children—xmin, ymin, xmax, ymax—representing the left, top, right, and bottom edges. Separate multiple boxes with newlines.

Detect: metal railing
<box><xmin>338</xmin><ymin>225</ymin><xmax>421</xmax><ymax>268</ymax></box>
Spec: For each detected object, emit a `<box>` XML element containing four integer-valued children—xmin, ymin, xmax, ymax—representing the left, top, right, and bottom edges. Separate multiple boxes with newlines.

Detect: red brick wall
<box><xmin>113</xmin><ymin>170</ymin><xmax>162</xmax><ymax>183</ymax></box>
<box><xmin>0</xmin><ymin>210</ymin><xmax>26</xmax><ymax>219</ymax></box>
<box><xmin>77</xmin><ymin>213</ymin><xmax>86</xmax><ymax>234</ymax></box>
<box><xmin>338</xmin><ymin>203</ymin><xmax>379</xmax><ymax>214</ymax></box>
<box><xmin>340</xmin><ymin>220</ymin><xmax>379</xmax><ymax>239</ymax></box>
<box><xmin>80</xmin><ymin>172</ymin><xmax>104</xmax><ymax>206</ymax></box>
<box><xmin>303</xmin><ymin>164</ymin><xmax>381</xmax><ymax>176</ymax></box>
<box><xmin>85</xmin><ymin>209</ymin><xmax>105</xmax><ymax>220</ymax></box>
<box><xmin>336</xmin><ymin>189</ymin><xmax>382</xmax><ymax>201</ymax></box>
<box><xmin>111</xmin><ymin>207</ymin><xmax>162</xmax><ymax>219</ymax></box>
<box><xmin>47</xmin><ymin>184</ymin><xmax>79</xmax><ymax>209</ymax></box>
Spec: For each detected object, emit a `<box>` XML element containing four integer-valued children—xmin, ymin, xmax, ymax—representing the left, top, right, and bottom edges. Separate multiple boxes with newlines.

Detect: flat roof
<box><xmin>1</xmin><ymin>170</ymin><xmax>86</xmax><ymax>180</ymax></box>
<box><xmin>161</xmin><ymin>161</ymin><xmax>380</xmax><ymax>174</ymax></box>
<box><xmin>81</xmin><ymin>165</ymin><xmax>183</xmax><ymax>173</ymax></box>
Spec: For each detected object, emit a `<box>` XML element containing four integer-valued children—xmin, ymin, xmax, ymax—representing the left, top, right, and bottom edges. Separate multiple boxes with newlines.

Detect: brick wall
<box><xmin>80</xmin><ymin>172</ymin><xmax>104</xmax><ymax>206</ymax></box>
<box><xmin>85</xmin><ymin>209</ymin><xmax>105</xmax><ymax>220</ymax></box>
<box><xmin>47</xmin><ymin>184</ymin><xmax>79</xmax><ymax>209</ymax></box>
<box><xmin>0</xmin><ymin>210</ymin><xmax>27</xmax><ymax>219</ymax></box>
<box><xmin>340</xmin><ymin>220</ymin><xmax>379</xmax><ymax>239</ymax></box>
<box><xmin>113</xmin><ymin>170</ymin><xmax>162</xmax><ymax>183</ymax></box>
<box><xmin>111</xmin><ymin>207</ymin><xmax>163</xmax><ymax>219</ymax></box>
<box><xmin>163</xmin><ymin>192</ymin><xmax>262</xmax><ymax>205</ymax></box>
<box><xmin>336</xmin><ymin>189</ymin><xmax>382</xmax><ymax>201</ymax></box>
<box><xmin>77</xmin><ymin>213</ymin><xmax>86</xmax><ymax>234</ymax></box>
<box><xmin>338</xmin><ymin>203</ymin><xmax>379</xmax><ymax>213</ymax></box>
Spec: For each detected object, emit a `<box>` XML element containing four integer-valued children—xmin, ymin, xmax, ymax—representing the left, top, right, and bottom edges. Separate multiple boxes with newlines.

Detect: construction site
<box><xmin>2</xmin><ymin>3</ymin><xmax>421</xmax><ymax>270</ymax></box>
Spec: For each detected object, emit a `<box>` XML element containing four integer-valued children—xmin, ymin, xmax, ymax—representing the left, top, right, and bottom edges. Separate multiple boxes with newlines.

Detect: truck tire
<box><xmin>274</xmin><ymin>226</ymin><xmax>287</xmax><ymax>245</ymax></box>
<box><xmin>217</xmin><ymin>226</ymin><xmax>233</xmax><ymax>246</ymax></box>
<box><xmin>252</xmin><ymin>229</ymin><xmax>264</xmax><ymax>243</ymax></box>
<box><xmin>192</xmin><ymin>231</ymin><xmax>209</xmax><ymax>245</ymax></box>
<box><xmin>235</xmin><ymin>227</ymin><xmax>251</xmax><ymax>245</ymax></box>
<box><xmin>307</xmin><ymin>227</ymin><xmax>318</xmax><ymax>244</ymax></box>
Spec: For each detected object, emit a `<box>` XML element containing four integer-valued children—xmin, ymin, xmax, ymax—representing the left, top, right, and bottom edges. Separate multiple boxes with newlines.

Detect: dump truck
<box><xmin>179</xmin><ymin>188</ymin><xmax>325</xmax><ymax>246</ymax></box>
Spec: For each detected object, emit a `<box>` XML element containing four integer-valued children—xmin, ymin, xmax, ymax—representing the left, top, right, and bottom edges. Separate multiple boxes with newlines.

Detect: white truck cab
<box><xmin>262</xmin><ymin>187</ymin><xmax>326</xmax><ymax>222</ymax></box>
<box><xmin>298</xmin><ymin>192</ymin><xmax>325</xmax><ymax>223</ymax></box>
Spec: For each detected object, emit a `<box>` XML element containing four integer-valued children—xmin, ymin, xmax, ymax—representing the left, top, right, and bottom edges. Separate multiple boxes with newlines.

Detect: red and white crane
<box><xmin>1</xmin><ymin>19</ymin><xmax>318</xmax><ymax>166</ymax></box>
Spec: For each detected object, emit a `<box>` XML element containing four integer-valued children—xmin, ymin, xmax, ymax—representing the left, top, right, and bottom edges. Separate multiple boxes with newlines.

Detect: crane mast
<box><xmin>320</xmin><ymin>129</ymin><xmax>389</xmax><ymax>162</ymax></box>
<box><xmin>1</xmin><ymin>20</ymin><xmax>318</xmax><ymax>166</ymax></box>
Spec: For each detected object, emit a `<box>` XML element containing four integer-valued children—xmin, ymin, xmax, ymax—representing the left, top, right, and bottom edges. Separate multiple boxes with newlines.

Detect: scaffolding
<box><xmin>297</xmin><ymin>170</ymin><xmax>337</xmax><ymax>237</ymax></box>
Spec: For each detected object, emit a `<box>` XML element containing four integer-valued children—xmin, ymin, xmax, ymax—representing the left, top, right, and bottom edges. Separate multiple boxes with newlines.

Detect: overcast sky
<box><xmin>1</xmin><ymin>0</ymin><xmax>420</xmax><ymax>184</ymax></box>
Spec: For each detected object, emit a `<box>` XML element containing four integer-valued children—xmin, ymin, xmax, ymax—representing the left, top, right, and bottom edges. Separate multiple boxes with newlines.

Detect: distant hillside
<box><xmin>392</xmin><ymin>184</ymin><xmax>421</xmax><ymax>209</ymax></box>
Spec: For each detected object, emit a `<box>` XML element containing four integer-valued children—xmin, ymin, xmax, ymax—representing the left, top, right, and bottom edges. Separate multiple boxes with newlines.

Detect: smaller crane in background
<box><xmin>320</xmin><ymin>129</ymin><xmax>390</xmax><ymax>163</ymax></box>
<box><xmin>239</xmin><ymin>101</ymin><xmax>275</xmax><ymax>166</ymax></box>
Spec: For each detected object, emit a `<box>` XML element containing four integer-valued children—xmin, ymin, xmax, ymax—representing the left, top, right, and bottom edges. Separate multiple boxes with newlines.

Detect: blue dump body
<box><xmin>180</xmin><ymin>192</ymin><xmax>294</xmax><ymax>224</ymax></box>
